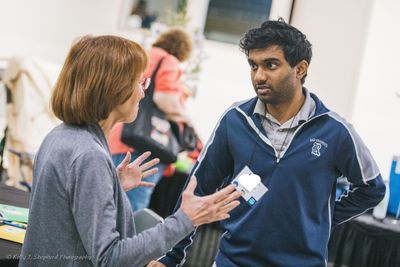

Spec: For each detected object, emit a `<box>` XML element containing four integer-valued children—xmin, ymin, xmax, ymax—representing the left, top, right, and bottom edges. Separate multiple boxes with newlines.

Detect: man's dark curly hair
<box><xmin>239</xmin><ymin>18</ymin><xmax>312</xmax><ymax>84</ymax></box>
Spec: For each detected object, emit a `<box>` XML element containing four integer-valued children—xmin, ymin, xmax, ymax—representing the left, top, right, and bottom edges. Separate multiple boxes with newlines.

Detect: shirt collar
<box><xmin>253</xmin><ymin>87</ymin><xmax>316</xmax><ymax>128</ymax></box>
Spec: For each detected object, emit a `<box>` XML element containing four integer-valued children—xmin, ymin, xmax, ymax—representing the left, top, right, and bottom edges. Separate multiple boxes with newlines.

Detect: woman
<box><xmin>108</xmin><ymin>27</ymin><xmax>196</xmax><ymax>212</ymax></box>
<box><xmin>19</xmin><ymin>35</ymin><xmax>240</xmax><ymax>266</ymax></box>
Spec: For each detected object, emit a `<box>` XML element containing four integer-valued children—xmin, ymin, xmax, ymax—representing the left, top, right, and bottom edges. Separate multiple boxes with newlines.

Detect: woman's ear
<box><xmin>295</xmin><ymin>60</ymin><xmax>309</xmax><ymax>81</ymax></box>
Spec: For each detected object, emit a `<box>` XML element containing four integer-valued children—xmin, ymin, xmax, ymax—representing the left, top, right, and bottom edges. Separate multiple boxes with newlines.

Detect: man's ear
<box><xmin>295</xmin><ymin>60</ymin><xmax>309</xmax><ymax>80</ymax></box>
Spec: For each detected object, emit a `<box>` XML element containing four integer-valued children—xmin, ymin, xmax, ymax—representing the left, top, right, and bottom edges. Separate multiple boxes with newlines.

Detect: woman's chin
<box><xmin>120</xmin><ymin>108</ymin><xmax>139</xmax><ymax>123</ymax></box>
<box><xmin>126</xmin><ymin>113</ymin><xmax>138</xmax><ymax>123</ymax></box>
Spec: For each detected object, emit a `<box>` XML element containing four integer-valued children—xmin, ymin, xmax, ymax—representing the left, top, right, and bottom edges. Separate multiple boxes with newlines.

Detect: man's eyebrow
<box><xmin>263</xmin><ymin>57</ymin><xmax>280</xmax><ymax>63</ymax></box>
<box><xmin>247</xmin><ymin>57</ymin><xmax>281</xmax><ymax>64</ymax></box>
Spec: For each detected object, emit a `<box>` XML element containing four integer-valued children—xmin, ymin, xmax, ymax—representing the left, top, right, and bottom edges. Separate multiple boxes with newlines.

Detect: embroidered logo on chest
<box><xmin>310</xmin><ymin>138</ymin><xmax>328</xmax><ymax>157</ymax></box>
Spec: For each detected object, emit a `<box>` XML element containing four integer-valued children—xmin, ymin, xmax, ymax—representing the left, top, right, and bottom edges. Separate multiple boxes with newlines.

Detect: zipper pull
<box><xmin>276</xmin><ymin>158</ymin><xmax>280</xmax><ymax>163</ymax></box>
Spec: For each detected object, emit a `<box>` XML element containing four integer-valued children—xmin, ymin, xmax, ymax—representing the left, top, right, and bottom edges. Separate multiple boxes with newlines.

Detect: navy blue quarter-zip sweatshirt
<box><xmin>160</xmin><ymin>93</ymin><xmax>385</xmax><ymax>267</ymax></box>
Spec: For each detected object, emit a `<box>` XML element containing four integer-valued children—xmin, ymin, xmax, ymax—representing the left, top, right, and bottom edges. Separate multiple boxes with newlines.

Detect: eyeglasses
<box><xmin>139</xmin><ymin>77</ymin><xmax>151</xmax><ymax>91</ymax></box>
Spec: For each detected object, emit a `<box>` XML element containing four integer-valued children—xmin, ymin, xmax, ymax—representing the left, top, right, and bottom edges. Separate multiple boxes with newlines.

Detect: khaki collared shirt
<box><xmin>253</xmin><ymin>88</ymin><xmax>316</xmax><ymax>158</ymax></box>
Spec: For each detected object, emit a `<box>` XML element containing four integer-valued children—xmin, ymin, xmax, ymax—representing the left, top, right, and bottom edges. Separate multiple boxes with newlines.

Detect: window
<box><xmin>204</xmin><ymin>0</ymin><xmax>272</xmax><ymax>44</ymax></box>
<box><xmin>121</xmin><ymin>0</ymin><xmax>294</xmax><ymax>43</ymax></box>
<box><xmin>125</xmin><ymin>0</ymin><xmax>181</xmax><ymax>29</ymax></box>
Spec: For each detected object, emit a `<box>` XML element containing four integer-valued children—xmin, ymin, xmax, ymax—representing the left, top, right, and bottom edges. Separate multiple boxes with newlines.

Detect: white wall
<box><xmin>185</xmin><ymin>40</ymin><xmax>253</xmax><ymax>140</ymax></box>
<box><xmin>290</xmin><ymin>0</ymin><xmax>374</xmax><ymax>120</ymax></box>
<box><xmin>352</xmin><ymin>0</ymin><xmax>400</xmax><ymax>179</ymax></box>
<box><xmin>0</xmin><ymin>0</ymin><xmax>124</xmax><ymax>63</ymax></box>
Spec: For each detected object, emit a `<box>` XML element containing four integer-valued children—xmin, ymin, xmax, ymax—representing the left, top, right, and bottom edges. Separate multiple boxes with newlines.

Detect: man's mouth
<box><xmin>256</xmin><ymin>85</ymin><xmax>271</xmax><ymax>94</ymax></box>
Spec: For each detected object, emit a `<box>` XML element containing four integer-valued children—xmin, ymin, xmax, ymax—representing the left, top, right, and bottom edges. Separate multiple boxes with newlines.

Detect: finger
<box><xmin>130</xmin><ymin>151</ymin><xmax>151</xmax><ymax>167</ymax></box>
<box><xmin>118</xmin><ymin>152</ymin><xmax>131</xmax><ymax>168</ymax></box>
<box><xmin>218</xmin><ymin>200</ymin><xmax>241</xmax><ymax>214</ymax></box>
<box><xmin>142</xmin><ymin>168</ymin><xmax>159</xmax><ymax>178</ymax></box>
<box><xmin>139</xmin><ymin>181</ymin><xmax>156</xmax><ymax>187</ymax></box>
<box><xmin>192</xmin><ymin>196</ymin><xmax>240</xmax><ymax>225</ymax></box>
<box><xmin>215</xmin><ymin>190</ymin><xmax>242</xmax><ymax>209</ymax></box>
<box><xmin>184</xmin><ymin>176</ymin><xmax>197</xmax><ymax>195</ymax></box>
<box><xmin>212</xmin><ymin>184</ymin><xmax>237</xmax><ymax>202</ymax></box>
<box><xmin>140</xmin><ymin>158</ymin><xmax>160</xmax><ymax>170</ymax></box>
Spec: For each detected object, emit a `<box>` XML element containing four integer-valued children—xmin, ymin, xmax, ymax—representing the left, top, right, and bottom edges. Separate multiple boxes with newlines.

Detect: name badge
<box><xmin>231</xmin><ymin>166</ymin><xmax>268</xmax><ymax>206</ymax></box>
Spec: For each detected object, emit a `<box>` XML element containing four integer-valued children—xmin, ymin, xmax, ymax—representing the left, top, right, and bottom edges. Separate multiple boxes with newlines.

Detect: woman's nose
<box><xmin>140</xmin><ymin>87</ymin><xmax>145</xmax><ymax>99</ymax></box>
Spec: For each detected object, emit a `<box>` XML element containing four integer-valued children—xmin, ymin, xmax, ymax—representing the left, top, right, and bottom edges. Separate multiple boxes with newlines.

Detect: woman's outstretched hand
<box><xmin>116</xmin><ymin>151</ymin><xmax>160</xmax><ymax>192</ymax></box>
<box><xmin>180</xmin><ymin>176</ymin><xmax>242</xmax><ymax>226</ymax></box>
<box><xmin>146</xmin><ymin>177</ymin><xmax>241</xmax><ymax>267</ymax></box>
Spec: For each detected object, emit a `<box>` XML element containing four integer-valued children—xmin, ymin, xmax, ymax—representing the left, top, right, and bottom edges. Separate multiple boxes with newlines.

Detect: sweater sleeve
<box><xmin>332</xmin><ymin>122</ymin><xmax>386</xmax><ymax>227</ymax></box>
<box><xmin>68</xmin><ymin>151</ymin><xmax>194</xmax><ymax>267</ymax></box>
<box><xmin>159</xmin><ymin>113</ymin><xmax>234</xmax><ymax>266</ymax></box>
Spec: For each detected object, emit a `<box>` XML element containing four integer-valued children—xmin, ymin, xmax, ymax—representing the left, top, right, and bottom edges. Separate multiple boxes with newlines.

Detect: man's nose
<box><xmin>254</xmin><ymin>68</ymin><xmax>267</xmax><ymax>83</ymax></box>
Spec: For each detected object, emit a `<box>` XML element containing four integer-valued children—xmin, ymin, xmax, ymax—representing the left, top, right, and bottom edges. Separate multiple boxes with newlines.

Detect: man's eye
<box><xmin>250</xmin><ymin>64</ymin><xmax>257</xmax><ymax>70</ymax></box>
<box><xmin>266</xmin><ymin>62</ymin><xmax>277</xmax><ymax>69</ymax></box>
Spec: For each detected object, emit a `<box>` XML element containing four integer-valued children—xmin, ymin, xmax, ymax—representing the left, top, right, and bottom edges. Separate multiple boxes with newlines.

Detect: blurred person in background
<box><xmin>131</xmin><ymin>0</ymin><xmax>157</xmax><ymax>29</ymax></box>
<box><xmin>20</xmin><ymin>35</ymin><xmax>241</xmax><ymax>266</ymax></box>
<box><xmin>108</xmin><ymin>27</ymin><xmax>195</xmax><ymax>212</ymax></box>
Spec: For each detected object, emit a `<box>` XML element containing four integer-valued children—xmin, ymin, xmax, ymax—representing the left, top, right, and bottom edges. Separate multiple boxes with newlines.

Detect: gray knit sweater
<box><xmin>19</xmin><ymin>123</ymin><xmax>193</xmax><ymax>267</ymax></box>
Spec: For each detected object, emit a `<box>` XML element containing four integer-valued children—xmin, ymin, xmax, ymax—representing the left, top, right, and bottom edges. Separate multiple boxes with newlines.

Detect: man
<box><xmin>150</xmin><ymin>19</ymin><xmax>386</xmax><ymax>267</ymax></box>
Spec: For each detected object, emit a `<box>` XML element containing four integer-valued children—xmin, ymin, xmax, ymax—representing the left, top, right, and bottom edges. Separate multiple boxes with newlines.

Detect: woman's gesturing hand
<box><xmin>116</xmin><ymin>151</ymin><xmax>160</xmax><ymax>192</ymax></box>
<box><xmin>180</xmin><ymin>176</ymin><xmax>242</xmax><ymax>226</ymax></box>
